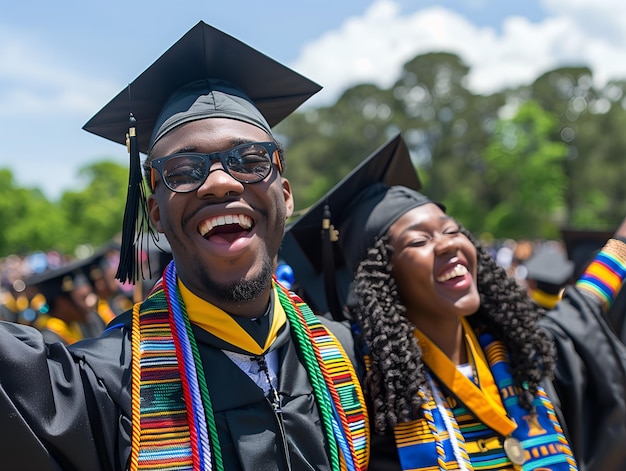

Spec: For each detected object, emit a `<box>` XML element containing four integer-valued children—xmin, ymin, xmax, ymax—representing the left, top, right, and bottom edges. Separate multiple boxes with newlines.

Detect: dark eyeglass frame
<box><xmin>150</xmin><ymin>141</ymin><xmax>282</xmax><ymax>193</ymax></box>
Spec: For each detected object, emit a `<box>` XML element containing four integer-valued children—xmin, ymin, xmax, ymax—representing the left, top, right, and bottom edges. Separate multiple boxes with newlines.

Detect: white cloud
<box><xmin>293</xmin><ymin>0</ymin><xmax>626</xmax><ymax>106</ymax></box>
<box><xmin>542</xmin><ymin>0</ymin><xmax>626</xmax><ymax>41</ymax></box>
<box><xmin>4</xmin><ymin>0</ymin><xmax>626</xmax><ymax>199</ymax></box>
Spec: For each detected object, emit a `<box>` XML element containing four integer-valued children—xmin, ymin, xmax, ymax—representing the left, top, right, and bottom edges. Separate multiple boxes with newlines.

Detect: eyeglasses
<box><xmin>150</xmin><ymin>141</ymin><xmax>281</xmax><ymax>193</ymax></box>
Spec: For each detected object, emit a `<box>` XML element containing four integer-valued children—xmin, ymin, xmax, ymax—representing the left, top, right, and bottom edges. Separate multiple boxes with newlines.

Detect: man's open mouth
<box><xmin>198</xmin><ymin>214</ymin><xmax>253</xmax><ymax>240</ymax></box>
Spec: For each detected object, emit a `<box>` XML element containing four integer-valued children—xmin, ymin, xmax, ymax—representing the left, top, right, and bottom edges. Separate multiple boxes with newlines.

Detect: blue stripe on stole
<box><xmin>480</xmin><ymin>332</ymin><xmax>577</xmax><ymax>471</ymax></box>
<box><xmin>396</xmin><ymin>410</ymin><xmax>456</xmax><ymax>470</ymax></box>
<box><xmin>596</xmin><ymin>252</ymin><xmax>626</xmax><ymax>273</ymax></box>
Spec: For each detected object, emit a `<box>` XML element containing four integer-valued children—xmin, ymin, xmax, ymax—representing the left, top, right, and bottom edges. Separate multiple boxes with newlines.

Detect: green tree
<box><xmin>0</xmin><ymin>161</ymin><xmax>128</xmax><ymax>258</ymax></box>
<box><xmin>392</xmin><ymin>53</ymin><xmax>506</xmax><ymax>228</ymax></box>
<box><xmin>527</xmin><ymin>67</ymin><xmax>626</xmax><ymax>229</ymax></box>
<box><xmin>278</xmin><ymin>82</ymin><xmax>400</xmax><ymax>211</ymax></box>
<box><xmin>0</xmin><ymin>169</ymin><xmax>65</xmax><ymax>256</ymax></box>
<box><xmin>5</xmin><ymin>55</ymin><xmax>626</xmax><ymax>252</ymax></box>
<box><xmin>564</xmin><ymin>79</ymin><xmax>626</xmax><ymax>228</ymax></box>
<box><xmin>481</xmin><ymin>100</ymin><xmax>568</xmax><ymax>239</ymax></box>
<box><xmin>58</xmin><ymin>161</ymin><xmax>128</xmax><ymax>252</ymax></box>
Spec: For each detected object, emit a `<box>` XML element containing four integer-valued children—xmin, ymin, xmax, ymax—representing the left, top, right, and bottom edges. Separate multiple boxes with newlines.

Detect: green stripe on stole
<box><xmin>134</xmin><ymin>280</ymin><xmax>369</xmax><ymax>470</ymax></box>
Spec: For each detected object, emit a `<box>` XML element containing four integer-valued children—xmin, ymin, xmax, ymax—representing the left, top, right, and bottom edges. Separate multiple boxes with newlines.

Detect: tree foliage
<box><xmin>3</xmin><ymin>51</ymin><xmax>626</xmax><ymax>258</ymax></box>
<box><xmin>58</xmin><ymin>161</ymin><xmax>128</xmax><ymax>252</ymax></box>
<box><xmin>481</xmin><ymin>100</ymin><xmax>568</xmax><ymax>239</ymax></box>
<box><xmin>0</xmin><ymin>162</ymin><xmax>127</xmax><ymax>257</ymax></box>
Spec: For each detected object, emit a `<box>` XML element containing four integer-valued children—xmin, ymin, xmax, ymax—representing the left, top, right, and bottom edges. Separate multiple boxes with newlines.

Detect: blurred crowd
<box><xmin>0</xmin><ymin>239</ymin><xmax>173</xmax><ymax>345</ymax></box>
<box><xmin>2</xmin><ymin>231</ymin><xmax>625</xmax><ymax>346</ymax></box>
<box><xmin>488</xmin><ymin>232</ymin><xmax>626</xmax><ymax>342</ymax></box>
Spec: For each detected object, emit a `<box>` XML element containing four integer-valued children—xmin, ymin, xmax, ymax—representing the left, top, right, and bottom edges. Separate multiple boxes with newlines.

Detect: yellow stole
<box><xmin>179</xmin><ymin>281</ymin><xmax>286</xmax><ymax>355</ymax></box>
<box><xmin>414</xmin><ymin>318</ymin><xmax>517</xmax><ymax>436</ymax></box>
<box><xmin>531</xmin><ymin>289</ymin><xmax>562</xmax><ymax>309</ymax></box>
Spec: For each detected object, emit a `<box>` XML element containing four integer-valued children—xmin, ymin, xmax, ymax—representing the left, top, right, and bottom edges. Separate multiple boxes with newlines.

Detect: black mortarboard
<box><xmin>26</xmin><ymin>259</ymin><xmax>92</xmax><ymax>311</ymax></box>
<box><xmin>524</xmin><ymin>247</ymin><xmax>574</xmax><ymax>295</ymax></box>
<box><xmin>83</xmin><ymin>21</ymin><xmax>321</xmax><ymax>155</ymax></box>
<box><xmin>280</xmin><ymin>134</ymin><xmax>430</xmax><ymax>319</ymax></box>
<box><xmin>561</xmin><ymin>228</ymin><xmax>613</xmax><ymax>279</ymax></box>
<box><xmin>82</xmin><ymin>21</ymin><xmax>321</xmax><ymax>283</ymax></box>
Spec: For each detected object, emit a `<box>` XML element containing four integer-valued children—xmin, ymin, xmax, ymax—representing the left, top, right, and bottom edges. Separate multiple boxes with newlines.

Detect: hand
<box><xmin>614</xmin><ymin>216</ymin><xmax>626</xmax><ymax>240</ymax></box>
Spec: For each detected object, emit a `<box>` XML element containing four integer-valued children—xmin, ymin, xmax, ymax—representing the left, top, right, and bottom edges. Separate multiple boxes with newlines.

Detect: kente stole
<box><xmin>393</xmin><ymin>321</ymin><xmax>577</xmax><ymax>471</ymax></box>
<box><xmin>576</xmin><ymin>238</ymin><xmax>626</xmax><ymax>310</ymax></box>
<box><xmin>129</xmin><ymin>261</ymin><xmax>369</xmax><ymax>471</ymax></box>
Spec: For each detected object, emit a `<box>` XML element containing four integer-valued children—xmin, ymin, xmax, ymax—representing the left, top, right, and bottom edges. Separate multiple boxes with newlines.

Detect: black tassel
<box><xmin>321</xmin><ymin>203</ymin><xmax>344</xmax><ymax>321</ymax></box>
<box><xmin>115</xmin><ymin>113</ymin><xmax>154</xmax><ymax>283</ymax></box>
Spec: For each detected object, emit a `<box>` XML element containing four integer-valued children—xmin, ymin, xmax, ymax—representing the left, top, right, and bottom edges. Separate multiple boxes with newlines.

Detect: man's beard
<box><xmin>198</xmin><ymin>256</ymin><xmax>275</xmax><ymax>303</ymax></box>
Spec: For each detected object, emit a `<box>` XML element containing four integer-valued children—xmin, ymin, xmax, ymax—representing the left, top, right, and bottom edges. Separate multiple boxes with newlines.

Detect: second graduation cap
<box><xmin>524</xmin><ymin>247</ymin><xmax>574</xmax><ymax>293</ymax></box>
<box><xmin>280</xmin><ymin>134</ymin><xmax>426</xmax><ymax>319</ymax></box>
<box><xmin>82</xmin><ymin>21</ymin><xmax>322</xmax><ymax>283</ymax></box>
<box><xmin>523</xmin><ymin>247</ymin><xmax>574</xmax><ymax>309</ymax></box>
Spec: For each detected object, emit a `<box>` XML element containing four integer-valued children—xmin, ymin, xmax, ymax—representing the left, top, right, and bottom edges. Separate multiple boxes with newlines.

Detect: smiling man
<box><xmin>147</xmin><ymin>117</ymin><xmax>292</xmax><ymax>317</ymax></box>
<box><xmin>0</xmin><ymin>22</ymin><xmax>368</xmax><ymax>471</ymax></box>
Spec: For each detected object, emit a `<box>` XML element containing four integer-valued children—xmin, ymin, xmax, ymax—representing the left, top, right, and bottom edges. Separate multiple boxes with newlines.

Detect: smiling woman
<box><xmin>282</xmin><ymin>133</ymin><xmax>626</xmax><ymax>471</ymax></box>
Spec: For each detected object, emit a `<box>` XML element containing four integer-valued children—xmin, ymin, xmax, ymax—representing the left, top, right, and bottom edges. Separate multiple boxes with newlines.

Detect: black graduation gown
<box><xmin>540</xmin><ymin>286</ymin><xmax>626</xmax><ymax>471</ymax></box>
<box><xmin>0</xmin><ymin>310</ymin><xmax>359</xmax><ymax>471</ymax></box>
<box><xmin>367</xmin><ymin>285</ymin><xmax>626</xmax><ymax>471</ymax></box>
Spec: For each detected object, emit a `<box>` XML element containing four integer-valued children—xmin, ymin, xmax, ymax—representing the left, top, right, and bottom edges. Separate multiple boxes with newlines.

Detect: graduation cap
<box><xmin>26</xmin><ymin>259</ymin><xmax>93</xmax><ymax>312</ymax></box>
<box><xmin>561</xmin><ymin>228</ymin><xmax>613</xmax><ymax>279</ymax></box>
<box><xmin>524</xmin><ymin>247</ymin><xmax>574</xmax><ymax>297</ymax></box>
<box><xmin>280</xmin><ymin>134</ymin><xmax>430</xmax><ymax>320</ymax></box>
<box><xmin>82</xmin><ymin>21</ymin><xmax>321</xmax><ymax>283</ymax></box>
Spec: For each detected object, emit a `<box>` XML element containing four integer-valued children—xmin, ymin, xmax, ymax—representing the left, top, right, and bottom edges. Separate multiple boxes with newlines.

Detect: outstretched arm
<box><xmin>575</xmin><ymin>216</ymin><xmax>626</xmax><ymax>312</ymax></box>
<box><xmin>0</xmin><ymin>320</ymin><xmax>131</xmax><ymax>470</ymax></box>
<box><xmin>541</xmin><ymin>215</ymin><xmax>626</xmax><ymax>471</ymax></box>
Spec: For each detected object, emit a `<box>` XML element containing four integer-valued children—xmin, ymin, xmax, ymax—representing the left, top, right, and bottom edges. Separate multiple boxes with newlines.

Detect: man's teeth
<box><xmin>437</xmin><ymin>264</ymin><xmax>468</xmax><ymax>282</ymax></box>
<box><xmin>198</xmin><ymin>214</ymin><xmax>253</xmax><ymax>236</ymax></box>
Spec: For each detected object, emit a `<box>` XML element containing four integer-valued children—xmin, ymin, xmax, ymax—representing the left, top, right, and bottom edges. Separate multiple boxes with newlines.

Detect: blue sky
<box><xmin>2</xmin><ymin>0</ymin><xmax>625</xmax><ymax>199</ymax></box>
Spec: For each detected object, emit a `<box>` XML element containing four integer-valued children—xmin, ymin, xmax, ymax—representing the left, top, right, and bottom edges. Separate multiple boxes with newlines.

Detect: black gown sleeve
<box><xmin>0</xmin><ymin>318</ymin><xmax>132</xmax><ymax>471</ymax></box>
<box><xmin>540</xmin><ymin>286</ymin><xmax>626</xmax><ymax>471</ymax></box>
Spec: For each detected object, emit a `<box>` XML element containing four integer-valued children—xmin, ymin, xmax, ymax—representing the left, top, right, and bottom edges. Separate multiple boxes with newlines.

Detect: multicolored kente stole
<box><xmin>576</xmin><ymin>238</ymin><xmax>626</xmax><ymax>310</ymax></box>
<box><xmin>393</xmin><ymin>324</ymin><xmax>577</xmax><ymax>471</ymax></box>
<box><xmin>129</xmin><ymin>261</ymin><xmax>369</xmax><ymax>471</ymax></box>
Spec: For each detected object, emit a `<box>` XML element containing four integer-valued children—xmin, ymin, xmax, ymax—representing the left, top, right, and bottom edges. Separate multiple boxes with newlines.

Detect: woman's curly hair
<box><xmin>350</xmin><ymin>225</ymin><xmax>556</xmax><ymax>435</ymax></box>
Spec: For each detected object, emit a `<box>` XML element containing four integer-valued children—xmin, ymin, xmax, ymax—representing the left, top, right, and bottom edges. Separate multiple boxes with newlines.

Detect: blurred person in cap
<box><xmin>0</xmin><ymin>288</ymin><xmax>19</xmax><ymax>323</ymax></box>
<box><xmin>81</xmin><ymin>245</ymin><xmax>133</xmax><ymax>322</ymax></box>
<box><xmin>26</xmin><ymin>261</ymin><xmax>107</xmax><ymax>345</ymax></box>
<box><xmin>283</xmin><ymin>133</ymin><xmax>626</xmax><ymax>471</ymax></box>
<box><xmin>0</xmin><ymin>263</ymin><xmax>20</xmax><ymax>323</ymax></box>
<box><xmin>523</xmin><ymin>244</ymin><xmax>574</xmax><ymax>309</ymax></box>
<box><xmin>0</xmin><ymin>22</ymin><xmax>368</xmax><ymax>471</ymax></box>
